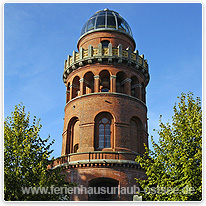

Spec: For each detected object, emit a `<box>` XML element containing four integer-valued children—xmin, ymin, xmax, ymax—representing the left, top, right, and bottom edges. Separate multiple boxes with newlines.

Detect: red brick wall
<box><xmin>59</xmin><ymin>28</ymin><xmax>149</xmax><ymax>201</ymax></box>
<box><xmin>63</xmin><ymin>166</ymin><xmax>146</xmax><ymax>201</ymax></box>
<box><xmin>62</xmin><ymin>63</ymin><xmax>148</xmax><ymax>156</ymax></box>
<box><xmin>66</xmin><ymin>63</ymin><xmax>146</xmax><ymax>90</ymax></box>
<box><xmin>62</xmin><ymin>92</ymin><xmax>148</xmax><ymax>155</ymax></box>
<box><xmin>77</xmin><ymin>31</ymin><xmax>136</xmax><ymax>51</ymax></box>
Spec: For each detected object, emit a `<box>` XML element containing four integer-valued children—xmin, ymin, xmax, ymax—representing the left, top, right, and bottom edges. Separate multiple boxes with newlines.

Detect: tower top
<box><xmin>79</xmin><ymin>9</ymin><xmax>133</xmax><ymax>40</ymax></box>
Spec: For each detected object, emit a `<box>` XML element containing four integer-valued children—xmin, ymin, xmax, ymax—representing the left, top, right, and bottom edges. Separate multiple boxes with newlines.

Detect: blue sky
<box><xmin>4</xmin><ymin>3</ymin><xmax>202</xmax><ymax>158</ymax></box>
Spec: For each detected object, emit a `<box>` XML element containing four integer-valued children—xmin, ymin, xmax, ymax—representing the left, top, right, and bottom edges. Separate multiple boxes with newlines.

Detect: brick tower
<box><xmin>52</xmin><ymin>8</ymin><xmax>150</xmax><ymax>201</ymax></box>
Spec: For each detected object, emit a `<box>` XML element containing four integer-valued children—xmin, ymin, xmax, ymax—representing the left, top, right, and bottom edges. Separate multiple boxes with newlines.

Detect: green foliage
<box><xmin>135</xmin><ymin>92</ymin><xmax>202</xmax><ymax>201</ymax></box>
<box><xmin>4</xmin><ymin>103</ymin><xmax>73</xmax><ymax>201</ymax></box>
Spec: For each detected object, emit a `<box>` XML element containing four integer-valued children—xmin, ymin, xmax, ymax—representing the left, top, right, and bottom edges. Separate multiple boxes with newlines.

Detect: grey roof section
<box><xmin>80</xmin><ymin>8</ymin><xmax>133</xmax><ymax>38</ymax></box>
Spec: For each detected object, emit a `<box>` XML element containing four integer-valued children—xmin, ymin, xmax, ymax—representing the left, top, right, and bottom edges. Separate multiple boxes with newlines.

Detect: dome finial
<box><xmin>104</xmin><ymin>8</ymin><xmax>109</xmax><ymax>11</ymax></box>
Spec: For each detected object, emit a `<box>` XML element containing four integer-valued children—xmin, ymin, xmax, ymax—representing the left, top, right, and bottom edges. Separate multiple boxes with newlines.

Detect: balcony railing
<box><xmin>63</xmin><ymin>43</ymin><xmax>149</xmax><ymax>85</ymax></box>
<box><xmin>49</xmin><ymin>150</ymin><xmax>141</xmax><ymax>169</ymax></box>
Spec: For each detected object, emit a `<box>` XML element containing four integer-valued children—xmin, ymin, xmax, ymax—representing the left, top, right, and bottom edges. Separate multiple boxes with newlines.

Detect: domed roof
<box><xmin>80</xmin><ymin>8</ymin><xmax>133</xmax><ymax>38</ymax></box>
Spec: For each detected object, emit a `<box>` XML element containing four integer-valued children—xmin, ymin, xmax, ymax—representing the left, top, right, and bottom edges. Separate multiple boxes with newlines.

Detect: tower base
<box><xmin>62</xmin><ymin>164</ymin><xmax>146</xmax><ymax>201</ymax></box>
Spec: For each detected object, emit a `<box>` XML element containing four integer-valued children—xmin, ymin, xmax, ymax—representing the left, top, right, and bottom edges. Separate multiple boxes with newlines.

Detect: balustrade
<box><xmin>49</xmin><ymin>151</ymin><xmax>140</xmax><ymax>169</ymax></box>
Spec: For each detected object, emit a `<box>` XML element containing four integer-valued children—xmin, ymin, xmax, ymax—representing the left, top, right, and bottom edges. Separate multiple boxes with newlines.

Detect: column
<box><xmin>79</xmin><ymin>78</ymin><xmax>85</xmax><ymax>96</ymax></box>
<box><xmin>123</xmin><ymin>78</ymin><xmax>132</xmax><ymax>95</ymax></box>
<box><xmin>110</xmin><ymin>75</ymin><xmax>116</xmax><ymax>93</ymax></box>
<box><xmin>69</xmin><ymin>84</ymin><xmax>73</xmax><ymax>100</ymax></box>
<box><xmin>142</xmin><ymin>89</ymin><xmax>146</xmax><ymax>103</ymax></box>
<box><xmin>66</xmin><ymin>91</ymin><xmax>70</xmax><ymax>103</ymax></box>
<box><xmin>136</xmin><ymin>83</ymin><xmax>142</xmax><ymax>100</ymax></box>
<box><xmin>94</xmin><ymin>75</ymin><xmax>100</xmax><ymax>93</ymax></box>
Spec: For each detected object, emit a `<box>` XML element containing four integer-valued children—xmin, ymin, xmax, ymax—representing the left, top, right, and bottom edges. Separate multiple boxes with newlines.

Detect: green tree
<box><xmin>135</xmin><ymin>92</ymin><xmax>202</xmax><ymax>201</ymax></box>
<box><xmin>4</xmin><ymin>103</ymin><xmax>73</xmax><ymax>201</ymax></box>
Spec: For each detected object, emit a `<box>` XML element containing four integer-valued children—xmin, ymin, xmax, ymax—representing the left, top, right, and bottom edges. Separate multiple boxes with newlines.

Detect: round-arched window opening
<box><xmin>88</xmin><ymin>178</ymin><xmax>119</xmax><ymax>201</ymax></box>
<box><xmin>101</xmin><ymin>40</ymin><xmax>110</xmax><ymax>48</ymax></box>
<box><xmin>99</xmin><ymin>71</ymin><xmax>110</xmax><ymax>92</ymax></box>
<box><xmin>74</xmin><ymin>143</ymin><xmax>79</xmax><ymax>153</ymax></box>
<box><xmin>94</xmin><ymin>112</ymin><xmax>113</xmax><ymax>150</ymax></box>
<box><xmin>98</xmin><ymin>117</ymin><xmax>111</xmax><ymax>149</ymax></box>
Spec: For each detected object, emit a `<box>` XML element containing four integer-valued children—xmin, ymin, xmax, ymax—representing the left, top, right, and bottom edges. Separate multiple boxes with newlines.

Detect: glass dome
<box><xmin>80</xmin><ymin>8</ymin><xmax>133</xmax><ymax>38</ymax></box>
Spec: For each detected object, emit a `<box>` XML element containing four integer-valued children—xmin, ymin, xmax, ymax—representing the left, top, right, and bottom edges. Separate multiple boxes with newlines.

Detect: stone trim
<box><xmin>79</xmin><ymin>78</ymin><xmax>92</xmax><ymax>86</ymax></box>
<box><xmin>51</xmin><ymin>159</ymin><xmax>141</xmax><ymax>170</ymax></box>
<box><xmin>110</xmin><ymin>75</ymin><xmax>117</xmax><ymax>79</ymax></box>
<box><xmin>61</xmin><ymin>150</ymin><xmax>139</xmax><ymax>157</ymax></box>
<box><xmin>79</xmin><ymin>122</ymin><xmax>95</xmax><ymax>127</ymax></box>
<box><xmin>120</xmin><ymin>78</ymin><xmax>132</xmax><ymax>85</ymax></box>
<box><xmin>70</xmin><ymin>84</ymin><xmax>79</xmax><ymax>89</ymax></box>
<box><xmin>131</xmin><ymin>83</ymin><xmax>142</xmax><ymax>89</ymax></box>
<box><xmin>94</xmin><ymin>75</ymin><xmax>100</xmax><ymax>79</ymax></box>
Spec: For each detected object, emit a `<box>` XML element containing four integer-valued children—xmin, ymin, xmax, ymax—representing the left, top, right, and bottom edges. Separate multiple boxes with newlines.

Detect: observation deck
<box><xmin>63</xmin><ymin>43</ymin><xmax>149</xmax><ymax>86</ymax></box>
<box><xmin>48</xmin><ymin>151</ymin><xmax>141</xmax><ymax>170</ymax></box>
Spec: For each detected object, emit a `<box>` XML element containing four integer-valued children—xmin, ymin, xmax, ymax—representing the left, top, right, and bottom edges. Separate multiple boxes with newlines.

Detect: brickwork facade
<box><xmin>77</xmin><ymin>30</ymin><xmax>136</xmax><ymax>51</ymax></box>
<box><xmin>51</xmin><ymin>9</ymin><xmax>150</xmax><ymax>201</ymax></box>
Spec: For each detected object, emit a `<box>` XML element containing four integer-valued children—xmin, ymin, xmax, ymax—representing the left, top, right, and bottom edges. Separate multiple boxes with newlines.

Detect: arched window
<box><xmin>72</xmin><ymin>120</ymin><xmax>80</xmax><ymax>153</ymax></box>
<box><xmin>99</xmin><ymin>70</ymin><xmax>110</xmax><ymax>92</ymax></box>
<box><xmin>130</xmin><ymin>117</ymin><xmax>142</xmax><ymax>153</ymax></box>
<box><xmin>66</xmin><ymin>82</ymin><xmax>70</xmax><ymax>103</ymax></box>
<box><xmin>116</xmin><ymin>71</ymin><xmax>126</xmax><ymax>94</ymax></box>
<box><xmin>88</xmin><ymin>178</ymin><xmax>119</xmax><ymax>201</ymax></box>
<box><xmin>72</xmin><ymin>76</ymin><xmax>80</xmax><ymax>99</ymax></box>
<box><xmin>66</xmin><ymin>117</ymin><xmax>80</xmax><ymax>154</ymax></box>
<box><xmin>83</xmin><ymin>71</ymin><xmax>94</xmax><ymax>95</ymax></box>
<box><xmin>101</xmin><ymin>40</ymin><xmax>110</xmax><ymax>48</ymax></box>
<box><xmin>94</xmin><ymin>112</ymin><xmax>113</xmax><ymax>150</ymax></box>
<box><xmin>141</xmin><ymin>82</ymin><xmax>146</xmax><ymax>103</ymax></box>
<box><xmin>98</xmin><ymin>117</ymin><xmax>111</xmax><ymax>148</ymax></box>
<box><xmin>130</xmin><ymin>119</ymin><xmax>138</xmax><ymax>152</ymax></box>
<box><xmin>131</xmin><ymin>76</ymin><xmax>139</xmax><ymax>98</ymax></box>
<box><xmin>73</xmin><ymin>143</ymin><xmax>79</xmax><ymax>153</ymax></box>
